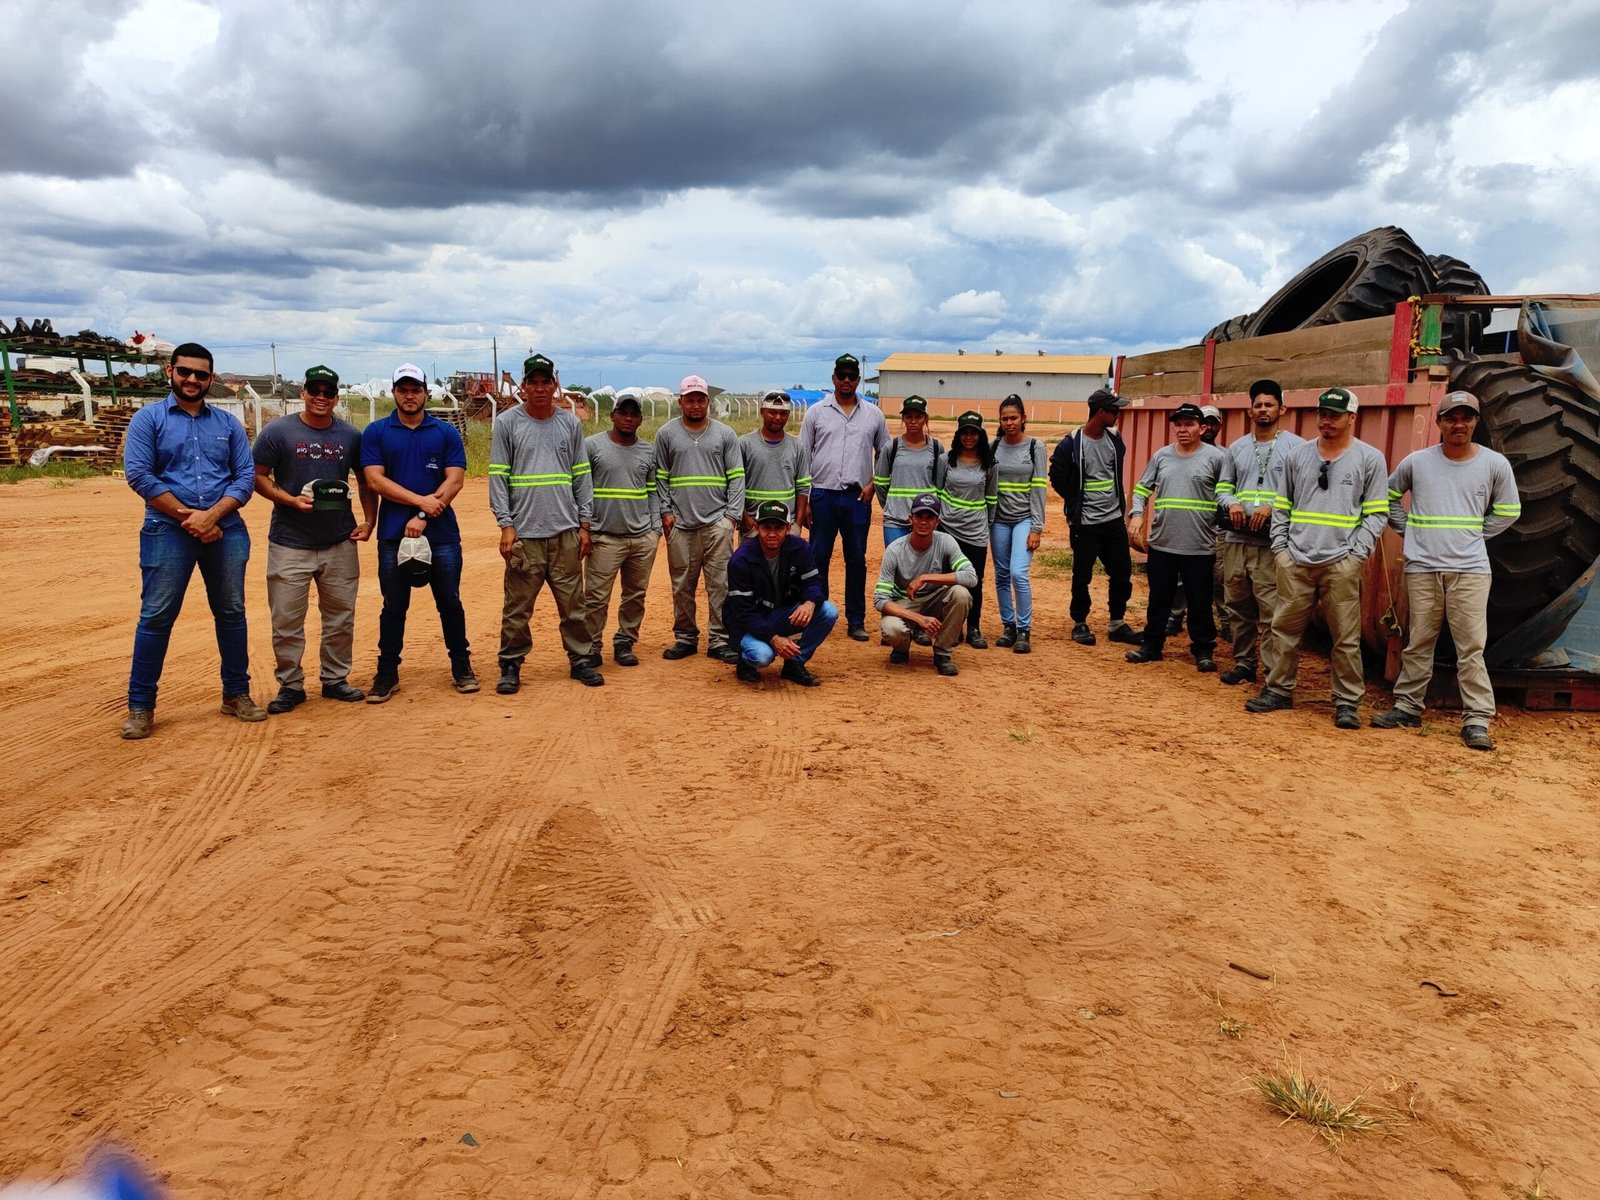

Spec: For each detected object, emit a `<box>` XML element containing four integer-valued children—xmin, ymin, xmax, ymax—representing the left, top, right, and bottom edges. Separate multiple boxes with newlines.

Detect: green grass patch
<box><xmin>0</xmin><ymin>461</ymin><xmax>104</xmax><ymax>485</ymax></box>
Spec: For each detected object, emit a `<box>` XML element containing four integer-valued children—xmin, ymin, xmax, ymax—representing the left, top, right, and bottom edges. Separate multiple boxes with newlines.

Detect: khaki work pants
<box><xmin>1222</xmin><ymin>541</ymin><xmax>1289</xmax><ymax>682</ymax></box>
<box><xmin>666</xmin><ymin>518</ymin><xmax>734</xmax><ymax>651</ymax></box>
<box><xmin>880</xmin><ymin>585</ymin><xmax>972</xmax><ymax>651</ymax></box>
<box><xmin>266</xmin><ymin>540</ymin><xmax>360</xmax><ymax>689</ymax></box>
<box><xmin>584</xmin><ymin>530</ymin><xmax>660</xmax><ymax>652</ymax></box>
<box><xmin>500</xmin><ymin>529</ymin><xmax>589</xmax><ymax>665</ymax></box>
<box><xmin>1263</xmin><ymin>553</ymin><xmax>1365</xmax><ymax>705</ymax></box>
<box><xmin>1392</xmin><ymin>571</ymin><xmax>1495</xmax><ymax>725</ymax></box>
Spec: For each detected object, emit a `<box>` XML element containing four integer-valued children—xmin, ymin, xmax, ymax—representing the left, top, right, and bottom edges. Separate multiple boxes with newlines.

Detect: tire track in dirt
<box><xmin>0</xmin><ymin>721</ymin><xmax>274</xmax><ymax>1040</ymax></box>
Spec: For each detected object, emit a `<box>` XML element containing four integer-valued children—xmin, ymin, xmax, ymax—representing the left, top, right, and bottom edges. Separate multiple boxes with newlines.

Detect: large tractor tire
<box><xmin>1450</xmin><ymin>358</ymin><xmax>1600</xmax><ymax>642</ymax></box>
<box><xmin>1246</xmin><ymin>226</ymin><xmax>1433</xmax><ymax>337</ymax></box>
<box><xmin>1427</xmin><ymin>253</ymin><xmax>1491</xmax><ymax>354</ymax></box>
<box><xmin>1203</xmin><ymin>312</ymin><xmax>1251</xmax><ymax>343</ymax></box>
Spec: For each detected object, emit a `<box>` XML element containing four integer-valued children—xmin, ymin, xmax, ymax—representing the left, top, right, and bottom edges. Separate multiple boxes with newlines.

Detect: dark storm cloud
<box><xmin>0</xmin><ymin>1</ymin><xmax>144</xmax><ymax>178</ymax></box>
<box><xmin>176</xmin><ymin>1</ymin><xmax>1153</xmax><ymax>214</ymax></box>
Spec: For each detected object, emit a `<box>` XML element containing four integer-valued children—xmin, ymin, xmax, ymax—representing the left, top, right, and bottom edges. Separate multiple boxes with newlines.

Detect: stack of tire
<box><xmin>1203</xmin><ymin>225</ymin><xmax>1600</xmax><ymax>651</ymax></box>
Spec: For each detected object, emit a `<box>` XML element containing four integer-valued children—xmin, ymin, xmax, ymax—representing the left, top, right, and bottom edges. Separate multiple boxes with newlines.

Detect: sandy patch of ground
<box><xmin>1</xmin><ymin>476</ymin><xmax>1596</xmax><ymax>1198</ymax></box>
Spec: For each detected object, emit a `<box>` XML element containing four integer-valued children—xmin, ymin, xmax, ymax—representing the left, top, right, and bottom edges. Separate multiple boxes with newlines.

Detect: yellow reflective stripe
<box><xmin>1407</xmin><ymin>513</ymin><xmax>1487</xmax><ymax>528</ymax></box>
<box><xmin>1153</xmin><ymin>498</ymin><xmax>1219</xmax><ymax>510</ymax></box>
<box><xmin>1289</xmin><ymin>512</ymin><xmax>1361</xmax><ymax>528</ymax></box>
<box><xmin>1083</xmin><ymin>480</ymin><xmax>1115</xmax><ymax>491</ymax></box>
<box><xmin>593</xmin><ymin>487</ymin><xmax>650</xmax><ymax>498</ymax></box>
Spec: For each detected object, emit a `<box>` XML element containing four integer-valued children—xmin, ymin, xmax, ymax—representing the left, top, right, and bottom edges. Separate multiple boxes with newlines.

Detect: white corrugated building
<box><xmin>873</xmin><ymin>352</ymin><xmax>1110</xmax><ymax>423</ymax></box>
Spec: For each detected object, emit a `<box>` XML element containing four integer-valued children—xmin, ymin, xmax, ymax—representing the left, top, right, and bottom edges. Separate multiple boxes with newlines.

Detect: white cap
<box><xmin>679</xmin><ymin>374</ymin><xmax>709</xmax><ymax>396</ymax></box>
<box><xmin>1200</xmin><ymin>404</ymin><xmax>1222</xmax><ymax>421</ymax></box>
<box><xmin>393</xmin><ymin>363</ymin><xmax>426</xmax><ymax>385</ymax></box>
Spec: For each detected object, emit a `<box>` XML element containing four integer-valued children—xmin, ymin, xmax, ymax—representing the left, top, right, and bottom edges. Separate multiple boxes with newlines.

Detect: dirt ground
<box><xmin>2</xmin><ymin>476</ymin><xmax>1598</xmax><ymax>1200</ymax></box>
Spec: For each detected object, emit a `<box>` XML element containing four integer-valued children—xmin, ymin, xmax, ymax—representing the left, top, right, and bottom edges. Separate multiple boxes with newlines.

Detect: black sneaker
<box><xmin>613</xmin><ymin>643</ymin><xmax>639</xmax><ymax>667</ymax></box>
<box><xmin>967</xmin><ymin>628</ymin><xmax>988</xmax><ymax>650</ymax></box>
<box><xmin>934</xmin><ymin>652</ymin><xmax>960</xmax><ymax>677</ymax></box>
<box><xmin>267</xmin><ymin>687</ymin><xmax>307</xmax><ymax>714</ymax></box>
<box><xmin>320</xmin><ymin>681</ymin><xmax>366</xmax><ymax>703</ymax></box>
<box><xmin>496</xmin><ymin>662</ymin><xmax>521</xmax><ymax>695</ymax></box>
<box><xmin>366</xmin><ymin>676</ymin><xmax>399</xmax><ymax>704</ymax></box>
<box><xmin>662</xmin><ymin>642</ymin><xmax>697</xmax><ymax>660</ymax></box>
<box><xmin>889</xmin><ymin>647</ymin><xmax>910</xmax><ymax>665</ymax></box>
<box><xmin>1334</xmin><ymin>704</ymin><xmax>1361</xmax><ymax>730</ymax></box>
<box><xmin>1219</xmin><ymin>665</ymin><xmax>1256</xmax><ymax>686</ymax></box>
<box><xmin>1461</xmin><ymin>724</ymin><xmax>1496</xmax><ymax>751</ymax></box>
<box><xmin>1195</xmin><ymin>658</ymin><xmax>1217</xmax><ymax>673</ymax></box>
<box><xmin>995</xmin><ymin>623</ymin><xmax>1018</xmax><ymax>649</ymax></box>
<box><xmin>1108</xmin><ymin>623</ymin><xmax>1142</xmax><ymax>645</ymax></box>
<box><xmin>847</xmin><ymin>626</ymin><xmax>871</xmax><ymax>643</ymax></box>
<box><xmin>1013</xmin><ymin>630</ymin><xmax>1032</xmax><ymax>655</ymax></box>
<box><xmin>1244</xmin><ymin>689</ymin><xmax>1293</xmax><ymax>713</ymax></box>
<box><xmin>1125</xmin><ymin>647</ymin><xmax>1162</xmax><ymax>663</ymax></box>
<box><xmin>1370</xmin><ymin>708</ymin><xmax>1421</xmax><ymax>729</ymax></box>
<box><xmin>453</xmin><ymin>667</ymin><xmax>480</xmax><ymax>694</ymax></box>
<box><xmin>735</xmin><ymin>661</ymin><xmax>761</xmax><ymax>683</ymax></box>
<box><xmin>780</xmin><ymin>660</ymin><xmax>821</xmax><ymax>687</ymax></box>
<box><xmin>706</xmin><ymin>645</ymin><xmax>741</xmax><ymax>664</ymax></box>
<box><xmin>570</xmin><ymin>659</ymin><xmax>605</xmax><ymax>687</ymax></box>
<box><xmin>1071</xmin><ymin>622</ymin><xmax>1096</xmax><ymax>645</ymax></box>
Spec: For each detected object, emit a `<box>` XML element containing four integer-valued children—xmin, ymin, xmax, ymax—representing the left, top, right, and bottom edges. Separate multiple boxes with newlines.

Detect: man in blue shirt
<box><xmin>120</xmin><ymin>342</ymin><xmax>264</xmax><ymax>739</ymax></box>
<box><xmin>359</xmin><ymin>363</ymin><xmax>475</xmax><ymax>701</ymax></box>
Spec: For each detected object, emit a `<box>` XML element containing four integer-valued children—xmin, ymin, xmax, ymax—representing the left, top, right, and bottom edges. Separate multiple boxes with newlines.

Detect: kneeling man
<box><xmin>723</xmin><ymin>501</ymin><xmax>838</xmax><ymax>686</ymax></box>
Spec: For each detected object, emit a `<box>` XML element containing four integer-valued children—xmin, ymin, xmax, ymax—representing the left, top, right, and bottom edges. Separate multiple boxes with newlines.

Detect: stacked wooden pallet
<box><xmin>0</xmin><ymin>405</ymin><xmax>138</xmax><ymax>468</ymax></box>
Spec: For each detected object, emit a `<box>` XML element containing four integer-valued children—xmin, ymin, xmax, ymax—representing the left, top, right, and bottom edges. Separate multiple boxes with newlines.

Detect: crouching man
<box><xmin>874</xmin><ymin>492</ymin><xmax>978</xmax><ymax>677</ymax></box>
<box><xmin>723</xmin><ymin>501</ymin><xmax>837</xmax><ymax>686</ymax></box>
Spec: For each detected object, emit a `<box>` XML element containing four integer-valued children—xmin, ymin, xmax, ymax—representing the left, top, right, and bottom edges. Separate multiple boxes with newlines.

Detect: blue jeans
<box><xmin>128</xmin><ymin>516</ymin><xmax>251</xmax><ymax>709</ymax></box>
<box><xmin>808</xmin><ymin>488</ymin><xmax>873</xmax><ymax>628</ymax></box>
<box><xmin>882</xmin><ymin>523</ymin><xmax>910</xmax><ymax>548</ymax></box>
<box><xmin>739</xmin><ymin>601</ymin><xmax>839</xmax><ymax>668</ymax></box>
<box><xmin>376</xmin><ymin>538</ymin><xmax>470</xmax><ymax>676</ymax></box>
<box><xmin>991</xmin><ymin>520</ymin><xmax>1035</xmax><ymax>631</ymax></box>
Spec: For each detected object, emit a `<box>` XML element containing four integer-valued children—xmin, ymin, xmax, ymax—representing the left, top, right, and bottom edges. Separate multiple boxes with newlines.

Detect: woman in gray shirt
<box><xmin>991</xmin><ymin>395</ymin><xmax>1047</xmax><ymax>654</ymax></box>
<box><xmin>940</xmin><ymin>411</ymin><xmax>999</xmax><ymax>648</ymax></box>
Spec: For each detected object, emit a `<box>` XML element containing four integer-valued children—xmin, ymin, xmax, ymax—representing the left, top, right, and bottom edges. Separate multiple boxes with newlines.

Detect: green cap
<box><xmin>523</xmin><ymin>353</ymin><xmax>556</xmax><ymax>379</ymax></box>
<box><xmin>300</xmin><ymin>478</ymin><xmax>351</xmax><ymax>512</ymax></box>
<box><xmin>900</xmin><ymin>395</ymin><xmax>927</xmax><ymax>415</ymax></box>
<box><xmin>834</xmin><ymin>353</ymin><xmax>860</xmax><ymax>374</ymax></box>
<box><xmin>754</xmin><ymin>500</ymin><xmax>792</xmax><ymax>525</ymax></box>
<box><xmin>956</xmin><ymin>410</ymin><xmax>985</xmax><ymax>430</ymax></box>
<box><xmin>1316</xmin><ymin>385</ymin><xmax>1358</xmax><ymax>414</ymax></box>
<box><xmin>304</xmin><ymin>365</ymin><xmax>338</xmax><ymax>386</ymax></box>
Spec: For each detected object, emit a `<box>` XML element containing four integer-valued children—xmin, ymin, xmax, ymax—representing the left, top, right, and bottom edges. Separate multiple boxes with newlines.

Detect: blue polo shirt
<box><xmin>360</xmin><ymin>411</ymin><xmax>467</xmax><ymax>543</ymax></box>
<box><xmin>123</xmin><ymin>394</ymin><xmax>255</xmax><ymax>528</ymax></box>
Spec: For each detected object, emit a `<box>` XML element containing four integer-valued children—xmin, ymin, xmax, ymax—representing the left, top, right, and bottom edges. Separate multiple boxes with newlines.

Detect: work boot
<box><xmin>911</xmin><ymin>626</ymin><xmax>931</xmax><ymax>646</ymax></box>
<box><xmin>1108</xmin><ymin>623</ymin><xmax>1142</xmax><ymax>645</ymax></box>
<box><xmin>1124</xmin><ymin>647</ymin><xmax>1162</xmax><ymax>664</ymax></box>
<box><xmin>662</xmin><ymin>641</ymin><xmax>697</xmax><ymax>660</ymax></box>
<box><xmin>1334</xmin><ymin>704</ymin><xmax>1361</xmax><ymax>730</ymax></box>
<box><xmin>934</xmin><ymin>651</ymin><xmax>960</xmax><ymax>677</ymax></box>
<box><xmin>848</xmin><ymin>625</ymin><xmax>871</xmax><ymax>643</ymax></box>
<box><xmin>1461</xmin><ymin>724</ymin><xmax>1496</xmax><ymax>751</ymax></box>
<box><xmin>706</xmin><ymin>645</ymin><xmax>741</xmax><ymax>664</ymax></box>
<box><xmin>1013</xmin><ymin>629</ymin><xmax>1032</xmax><ymax>655</ymax></box>
<box><xmin>452</xmin><ymin>660</ymin><xmax>480</xmax><ymax>694</ymax></box>
<box><xmin>366</xmin><ymin>674</ymin><xmax>399</xmax><ymax>704</ymax></box>
<box><xmin>780</xmin><ymin>660</ymin><xmax>821</xmax><ymax>687</ymax></box>
<box><xmin>496</xmin><ymin>661</ymin><xmax>521</xmax><ymax>695</ymax></box>
<box><xmin>570</xmin><ymin>658</ymin><xmax>605</xmax><ymax>687</ymax></box>
<box><xmin>735</xmin><ymin>661</ymin><xmax>761</xmax><ymax>683</ymax></box>
<box><xmin>613</xmin><ymin>642</ymin><xmax>639</xmax><ymax>667</ymax></box>
<box><xmin>1244</xmin><ymin>689</ymin><xmax>1293</xmax><ymax>713</ymax></box>
<box><xmin>1219</xmin><ymin>664</ymin><xmax>1256</xmax><ymax>686</ymax></box>
<box><xmin>120</xmin><ymin>709</ymin><xmax>154</xmax><ymax>740</ymax></box>
<box><xmin>967</xmin><ymin>627</ymin><xmax>988</xmax><ymax>650</ymax></box>
<box><xmin>267</xmin><ymin>687</ymin><xmax>307</xmax><ymax>714</ymax></box>
<box><xmin>1071</xmin><ymin>622</ymin><xmax>1096</xmax><ymax>645</ymax></box>
<box><xmin>995</xmin><ymin>623</ymin><xmax>1018</xmax><ymax>649</ymax></box>
<box><xmin>220</xmin><ymin>694</ymin><xmax>268</xmax><ymax>722</ymax></box>
<box><xmin>1165</xmin><ymin>614</ymin><xmax>1185</xmax><ymax>637</ymax></box>
<box><xmin>889</xmin><ymin>646</ymin><xmax>910</xmax><ymax>665</ymax></box>
<box><xmin>1370</xmin><ymin>707</ymin><xmax>1421</xmax><ymax>729</ymax></box>
<box><xmin>1195</xmin><ymin>657</ymin><xmax>1217</xmax><ymax>673</ymax></box>
<box><xmin>321</xmin><ymin>681</ymin><xmax>366</xmax><ymax>702</ymax></box>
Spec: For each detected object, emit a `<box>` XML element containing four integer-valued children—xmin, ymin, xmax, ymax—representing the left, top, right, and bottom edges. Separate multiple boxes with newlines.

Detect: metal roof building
<box><xmin>873</xmin><ymin>352</ymin><xmax>1111</xmax><ymax>424</ymax></box>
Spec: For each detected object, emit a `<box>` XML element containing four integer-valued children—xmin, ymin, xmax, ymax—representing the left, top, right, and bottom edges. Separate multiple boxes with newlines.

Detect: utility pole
<box><xmin>270</xmin><ymin>341</ymin><xmax>279</xmax><ymax>397</ymax></box>
<box><xmin>492</xmin><ymin>336</ymin><xmax>499</xmax><ymax>397</ymax></box>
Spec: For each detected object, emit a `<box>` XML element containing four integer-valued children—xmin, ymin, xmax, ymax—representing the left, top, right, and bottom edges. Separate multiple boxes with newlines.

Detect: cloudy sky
<box><xmin>4</xmin><ymin>0</ymin><xmax>1598</xmax><ymax>391</ymax></box>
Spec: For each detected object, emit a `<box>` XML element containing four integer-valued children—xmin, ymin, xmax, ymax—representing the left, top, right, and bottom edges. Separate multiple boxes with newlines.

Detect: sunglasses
<box><xmin>305</xmin><ymin>384</ymin><xmax>338</xmax><ymax>399</ymax></box>
<box><xmin>834</xmin><ymin>372</ymin><xmax>860</xmax><ymax>381</ymax></box>
<box><xmin>1318</xmin><ymin>460</ymin><xmax>1331</xmax><ymax>490</ymax></box>
<box><xmin>173</xmin><ymin>366</ymin><xmax>213</xmax><ymax>382</ymax></box>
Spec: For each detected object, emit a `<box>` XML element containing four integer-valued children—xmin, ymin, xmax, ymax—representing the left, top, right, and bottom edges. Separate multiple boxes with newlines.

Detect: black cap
<box><xmin>834</xmin><ymin>354</ymin><xmax>860</xmax><ymax>375</ymax></box>
<box><xmin>754</xmin><ymin>500</ymin><xmax>792</xmax><ymax>525</ymax></box>
<box><xmin>1087</xmin><ymin>387</ymin><xmax>1129</xmax><ymax>412</ymax></box>
<box><xmin>613</xmin><ymin>394</ymin><xmax>642</xmax><ymax>413</ymax></box>
<box><xmin>304</xmin><ymin>364</ymin><xmax>339</xmax><ymax>387</ymax></box>
<box><xmin>1248</xmin><ymin>378</ymin><xmax>1283</xmax><ymax>401</ymax></box>
<box><xmin>956</xmin><ymin>410</ymin><xmax>985</xmax><ymax>430</ymax></box>
<box><xmin>909</xmin><ymin>492</ymin><xmax>941</xmax><ymax>517</ymax></box>
<box><xmin>1170</xmin><ymin>402</ymin><xmax>1205</xmax><ymax>422</ymax></box>
<box><xmin>901</xmin><ymin>395</ymin><xmax>928</xmax><ymax>414</ymax></box>
<box><xmin>523</xmin><ymin>353</ymin><xmax>555</xmax><ymax>379</ymax></box>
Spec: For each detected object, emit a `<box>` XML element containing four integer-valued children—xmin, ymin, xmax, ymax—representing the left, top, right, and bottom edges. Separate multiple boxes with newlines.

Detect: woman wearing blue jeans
<box><xmin>991</xmin><ymin>395</ymin><xmax>1047</xmax><ymax>654</ymax></box>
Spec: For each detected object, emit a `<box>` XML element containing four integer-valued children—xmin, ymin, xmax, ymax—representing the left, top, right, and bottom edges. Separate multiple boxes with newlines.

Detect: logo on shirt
<box><xmin>426</xmin><ymin>457</ymin><xmax>440</xmax><ymax>471</ymax></box>
<box><xmin>295</xmin><ymin>440</ymin><xmax>347</xmax><ymax>462</ymax></box>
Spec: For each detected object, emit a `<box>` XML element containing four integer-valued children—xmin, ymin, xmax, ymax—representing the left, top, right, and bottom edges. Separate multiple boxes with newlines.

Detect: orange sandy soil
<box><xmin>2</xmin><ymin>476</ymin><xmax>1597</xmax><ymax>1200</ymax></box>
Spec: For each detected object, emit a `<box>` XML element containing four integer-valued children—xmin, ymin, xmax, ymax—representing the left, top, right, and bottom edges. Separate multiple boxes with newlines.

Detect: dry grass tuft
<box><xmin>1252</xmin><ymin>1058</ymin><xmax>1387</xmax><ymax>1148</ymax></box>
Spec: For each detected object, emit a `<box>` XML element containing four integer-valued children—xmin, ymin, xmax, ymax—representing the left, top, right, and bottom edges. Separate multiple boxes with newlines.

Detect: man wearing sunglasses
<box><xmin>120</xmin><ymin>343</ymin><xmax>263</xmax><ymax>738</ymax></box>
<box><xmin>251</xmin><ymin>365</ymin><xmax>378</xmax><ymax>713</ymax></box>
<box><xmin>1246</xmin><ymin>385</ymin><xmax>1388</xmax><ymax>728</ymax></box>
<box><xmin>800</xmin><ymin>353</ymin><xmax>889</xmax><ymax>642</ymax></box>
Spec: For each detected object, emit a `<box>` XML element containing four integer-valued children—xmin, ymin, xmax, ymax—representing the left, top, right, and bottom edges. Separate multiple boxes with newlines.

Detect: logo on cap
<box><xmin>1170</xmin><ymin>402</ymin><xmax>1205</xmax><ymax>422</ymax></box>
<box><xmin>901</xmin><ymin>395</ymin><xmax>928</xmax><ymax>414</ymax></box>
<box><xmin>754</xmin><ymin>500</ymin><xmax>791</xmax><ymax>525</ymax></box>
<box><xmin>523</xmin><ymin>354</ymin><xmax>556</xmax><ymax>379</ymax></box>
<box><xmin>392</xmin><ymin>363</ymin><xmax>426</xmax><ymax>386</ymax></box>
<box><xmin>760</xmin><ymin>390</ymin><xmax>793</xmax><ymax>410</ymax></box>
<box><xmin>1317</xmin><ymin>386</ymin><xmax>1359</xmax><ymax>413</ymax></box>
<box><xmin>304</xmin><ymin>365</ymin><xmax>339</xmax><ymax>386</ymax></box>
<box><xmin>956</xmin><ymin>410</ymin><xmax>985</xmax><ymax>430</ymax></box>
<box><xmin>679</xmin><ymin>374</ymin><xmax>709</xmax><ymax>396</ymax></box>
<box><xmin>909</xmin><ymin>492</ymin><xmax>941</xmax><ymax>516</ymax></box>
